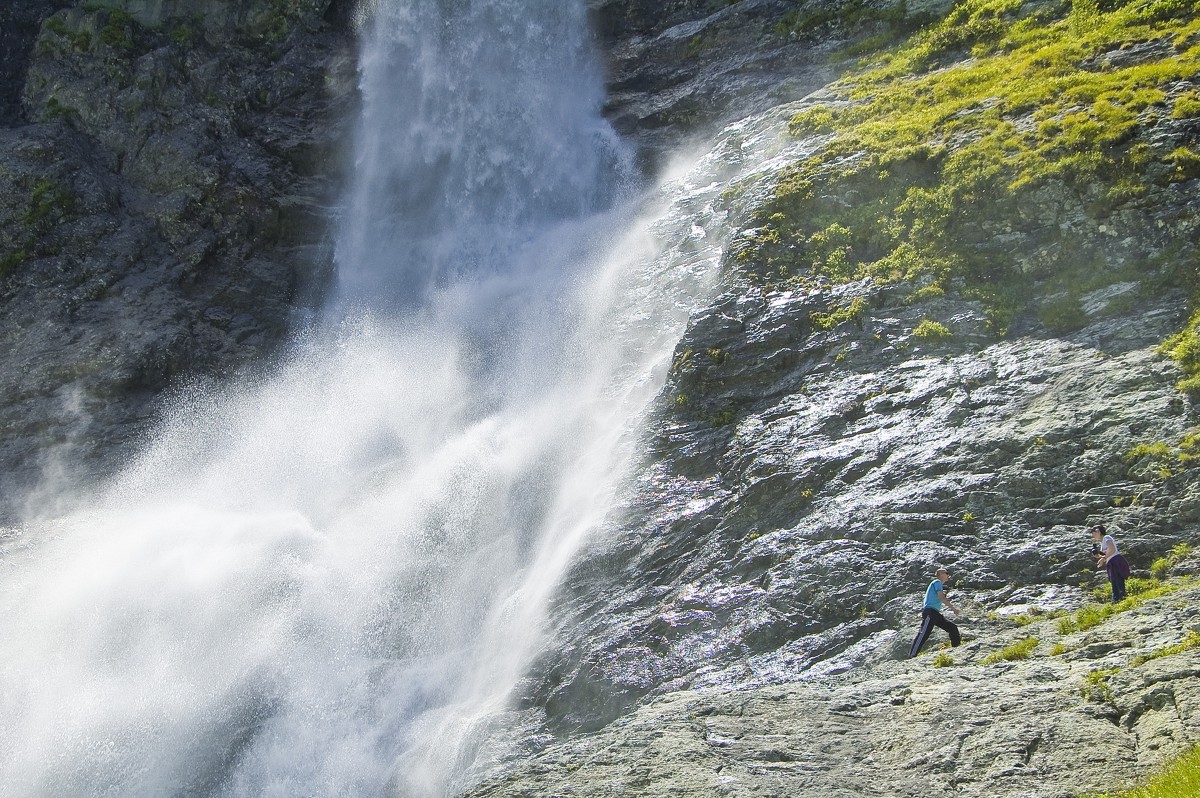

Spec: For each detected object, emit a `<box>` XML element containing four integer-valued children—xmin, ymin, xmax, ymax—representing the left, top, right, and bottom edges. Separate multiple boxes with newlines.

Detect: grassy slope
<box><xmin>1096</xmin><ymin>746</ymin><xmax>1200</xmax><ymax>797</ymax></box>
<box><xmin>946</xmin><ymin>575</ymin><xmax>1200</xmax><ymax>795</ymax></box>
<box><xmin>737</xmin><ymin>0</ymin><xmax>1200</xmax><ymax>354</ymax></box>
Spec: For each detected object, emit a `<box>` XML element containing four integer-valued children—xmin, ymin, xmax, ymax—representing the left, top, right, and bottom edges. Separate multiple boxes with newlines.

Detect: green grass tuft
<box><xmin>1081</xmin><ymin>666</ymin><xmax>1118</xmax><ymax>702</ymax></box>
<box><xmin>1086</xmin><ymin>746</ymin><xmax>1200</xmax><ymax>798</ymax></box>
<box><xmin>811</xmin><ymin>295</ymin><xmax>868</xmax><ymax>331</ymax></box>
<box><xmin>1076</xmin><ymin>602</ymin><xmax>1110</xmax><ymax>631</ymax></box>
<box><xmin>982</xmin><ymin>636</ymin><xmax>1038</xmax><ymax>664</ymax></box>
<box><xmin>1065</xmin><ymin>578</ymin><xmax>1192</xmax><ymax>632</ymax></box>
<box><xmin>912</xmin><ymin>319</ymin><xmax>953</xmax><ymax>340</ymax></box>
<box><xmin>1160</xmin><ymin>313</ymin><xmax>1200</xmax><ymax>393</ymax></box>
<box><xmin>1131</xmin><ymin>629</ymin><xmax>1200</xmax><ymax>667</ymax></box>
<box><xmin>1149</xmin><ymin>542</ymin><xmax>1194</xmax><ymax>579</ymax></box>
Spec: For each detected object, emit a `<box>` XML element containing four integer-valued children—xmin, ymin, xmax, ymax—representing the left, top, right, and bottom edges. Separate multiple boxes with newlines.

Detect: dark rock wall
<box><xmin>0</xmin><ymin>0</ymin><xmax>928</xmax><ymax>513</ymax></box>
<box><xmin>0</xmin><ymin>1</ymin><xmax>72</xmax><ymax>125</ymax></box>
<box><xmin>588</xmin><ymin>0</ymin><xmax>811</xmax><ymax>162</ymax></box>
<box><xmin>0</xmin><ymin>1</ymin><xmax>355</xmax><ymax>515</ymax></box>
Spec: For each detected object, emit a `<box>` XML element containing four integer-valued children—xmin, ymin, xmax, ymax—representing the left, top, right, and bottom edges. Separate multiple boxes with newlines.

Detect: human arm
<box><xmin>937</xmin><ymin>589</ymin><xmax>960</xmax><ymax>615</ymax></box>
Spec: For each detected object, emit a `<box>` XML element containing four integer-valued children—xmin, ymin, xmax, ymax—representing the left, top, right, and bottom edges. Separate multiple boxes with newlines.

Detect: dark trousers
<box><xmin>1107</xmin><ymin>555</ymin><xmax>1129</xmax><ymax>603</ymax></box>
<box><xmin>909</xmin><ymin>607</ymin><xmax>960</xmax><ymax>658</ymax></box>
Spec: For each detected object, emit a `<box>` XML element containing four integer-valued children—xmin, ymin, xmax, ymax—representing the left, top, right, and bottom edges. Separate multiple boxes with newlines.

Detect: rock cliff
<box><xmin>587</xmin><ymin>0</ymin><xmax>950</xmax><ymax>163</ymax></box>
<box><xmin>0</xmin><ymin>0</ymin><xmax>354</xmax><ymax>515</ymax></box>
<box><xmin>481</xmin><ymin>0</ymin><xmax>1200</xmax><ymax>794</ymax></box>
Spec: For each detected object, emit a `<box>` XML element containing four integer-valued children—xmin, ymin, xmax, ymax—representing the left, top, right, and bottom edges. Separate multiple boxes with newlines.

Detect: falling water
<box><xmin>0</xmin><ymin>0</ymin><xmax>732</xmax><ymax>796</ymax></box>
<box><xmin>336</xmin><ymin>0</ymin><xmax>629</xmax><ymax>305</ymax></box>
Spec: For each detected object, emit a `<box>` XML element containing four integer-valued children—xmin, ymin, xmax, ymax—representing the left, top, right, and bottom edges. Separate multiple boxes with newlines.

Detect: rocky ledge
<box><xmin>522</xmin><ymin>265</ymin><xmax>1200</xmax><ymax>736</ymax></box>
<box><xmin>471</xmin><ymin>577</ymin><xmax>1200</xmax><ymax>797</ymax></box>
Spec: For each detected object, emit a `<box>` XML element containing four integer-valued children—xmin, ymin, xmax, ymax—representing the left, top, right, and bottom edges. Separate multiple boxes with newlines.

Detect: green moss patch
<box><xmin>43</xmin><ymin>16</ymin><xmax>92</xmax><ymax>50</ymax></box>
<box><xmin>739</xmin><ymin>0</ymin><xmax>1200</xmax><ymax>335</ymax></box>
<box><xmin>0</xmin><ymin>248</ymin><xmax>28</xmax><ymax>279</ymax></box>
<box><xmin>1</xmin><ymin>178</ymin><xmax>76</xmax><ymax>280</ymax></box>
<box><xmin>80</xmin><ymin>4</ymin><xmax>138</xmax><ymax>50</ymax></box>
<box><xmin>23</xmin><ymin>179</ymin><xmax>74</xmax><ymax>228</ymax></box>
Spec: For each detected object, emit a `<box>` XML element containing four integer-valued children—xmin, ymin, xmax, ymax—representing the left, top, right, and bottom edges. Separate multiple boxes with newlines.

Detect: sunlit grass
<box><xmin>741</xmin><ymin>0</ymin><xmax>1200</xmax><ymax>335</ymax></box>
<box><xmin>1130</xmin><ymin>629</ymin><xmax>1200</xmax><ymax>666</ymax></box>
<box><xmin>1086</xmin><ymin>746</ymin><xmax>1200</xmax><ymax>797</ymax></box>
<box><xmin>981</xmin><ymin>636</ymin><xmax>1038</xmax><ymax>663</ymax></box>
<box><xmin>1060</xmin><ymin>578</ymin><xmax>1192</xmax><ymax>634</ymax></box>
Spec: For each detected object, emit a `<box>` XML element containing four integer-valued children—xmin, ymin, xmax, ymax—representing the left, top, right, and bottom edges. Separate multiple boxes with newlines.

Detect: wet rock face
<box><xmin>588</xmin><ymin>0</ymin><xmax>951</xmax><ymax>162</ymax></box>
<box><xmin>525</xmin><ymin>273</ymin><xmax>1200</xmax><ymax>734</ymax></box>
<box><xmin>0</xmin><ymin>2</ymin><xmax>355</xmax><ymax>515</ymax></box>
<box><xmin>511</xmin><ymin>0</ymin><xmax>1200</xmax><ymax>764</ymax></box>
<box><xmin>591</xmin><ymin>0</ymin><xmax>811</xmax><ymax>159</ymax></box>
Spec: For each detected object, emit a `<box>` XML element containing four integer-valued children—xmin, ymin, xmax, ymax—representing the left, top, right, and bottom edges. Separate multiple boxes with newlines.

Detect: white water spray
<box><xmin>0</xmin><ymin>1</ymin><xmax>734</xmax><ymax>796</ymax></box>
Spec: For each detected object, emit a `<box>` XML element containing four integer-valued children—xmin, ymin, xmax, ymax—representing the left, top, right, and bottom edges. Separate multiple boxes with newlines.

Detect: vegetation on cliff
<box><xmin>736</xmin><ymin>0</ymin><xmax>1200</xmax><ymax>344</ymax></box>
<box><xmin>1091</xmin><ymin>745</ymin><xmax>1200</xmax><ymax>797</ymax></box>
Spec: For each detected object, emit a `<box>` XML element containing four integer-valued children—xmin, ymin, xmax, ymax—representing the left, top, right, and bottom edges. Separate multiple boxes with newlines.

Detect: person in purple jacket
<box><xmin>1092</xmin><ymin>525</ymin><xmax>1130</xmax><ymax>603</ymax></box>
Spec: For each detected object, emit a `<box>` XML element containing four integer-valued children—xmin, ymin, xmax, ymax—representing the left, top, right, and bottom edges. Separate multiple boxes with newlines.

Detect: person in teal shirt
<box><xmin>909</xmin><ymin>567</ymin><xmax>961</xmax><ymax>657</ymax></box>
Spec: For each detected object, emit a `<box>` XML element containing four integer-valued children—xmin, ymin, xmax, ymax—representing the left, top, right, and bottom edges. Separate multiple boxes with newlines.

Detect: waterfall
<box><xmin>337</xmin><ymin>0</ymin><xmax>629</xmax><ymax>305</ymax></box>
<box><xmin>0</xmin><ymin>1</ymin><xmax>728</xmax><ymax>796</ymax></box>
